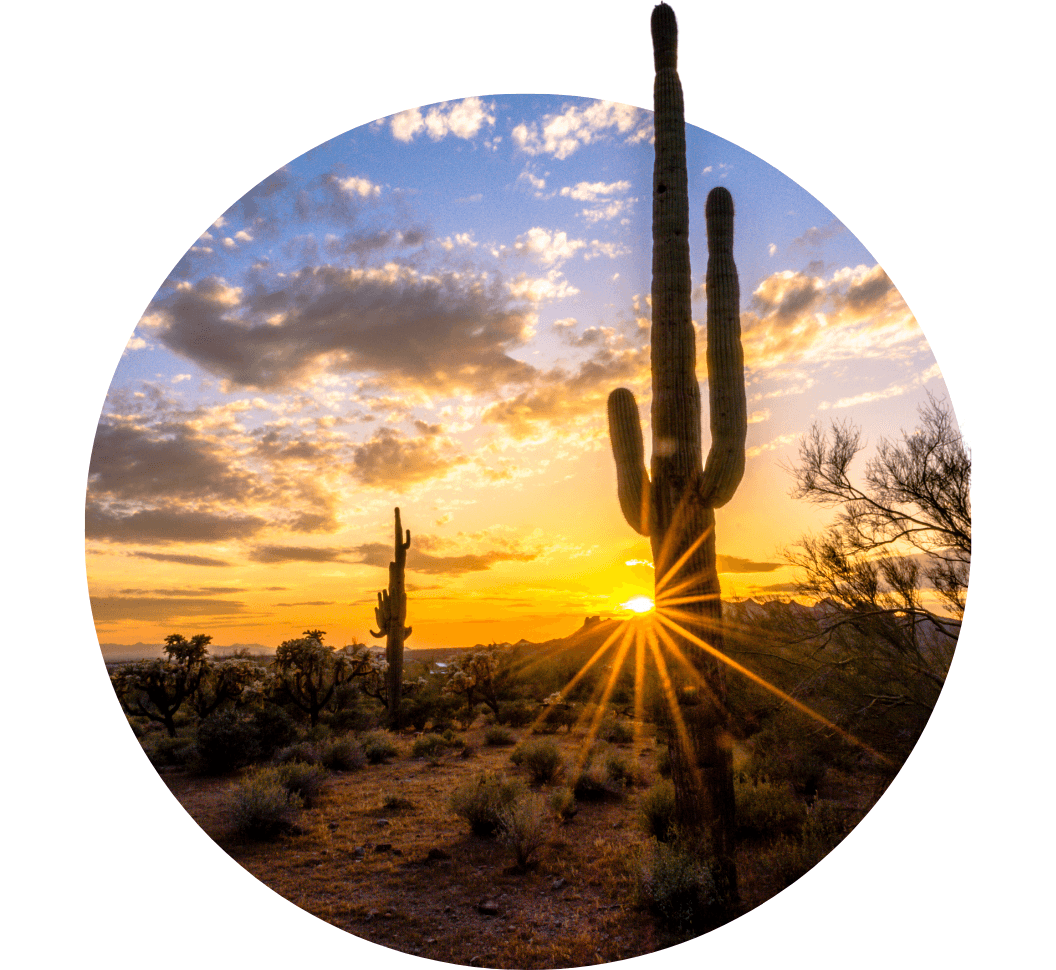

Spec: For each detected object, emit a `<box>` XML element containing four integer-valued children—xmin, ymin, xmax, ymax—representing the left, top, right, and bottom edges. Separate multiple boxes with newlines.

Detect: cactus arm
<box><xmin>699</xmin><ymin>186</ymin><xmax>747</xmax><ymax>507</ymax></box>
<box><xmin>607</xmin><ymin>388</ymin><xmax>652</xmax><ymax>536</ymax></box>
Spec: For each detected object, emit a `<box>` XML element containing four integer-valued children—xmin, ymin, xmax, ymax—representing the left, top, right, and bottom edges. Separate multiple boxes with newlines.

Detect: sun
<box><xmin>620</xmin><ymin>595</ymin><xmax>654</xmax><ymax>614</ymax></box>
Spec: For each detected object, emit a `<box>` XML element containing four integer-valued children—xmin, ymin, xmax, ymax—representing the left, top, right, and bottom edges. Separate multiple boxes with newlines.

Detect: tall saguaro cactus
<box><xmin>607</xmin><ymin>3</ymin><xmax>746</xmax><ymax>889</ymax></box>
<box><xmin>370</xmin><ymin>507</ymin><xmax>412</xmax><ymax>725</ymax></box>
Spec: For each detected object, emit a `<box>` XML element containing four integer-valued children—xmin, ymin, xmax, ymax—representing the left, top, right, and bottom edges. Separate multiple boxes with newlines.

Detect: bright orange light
<box><xmin>620</xmin><ymin>595</ymin><xmax>654</xmax><ymax>613</ymax></box>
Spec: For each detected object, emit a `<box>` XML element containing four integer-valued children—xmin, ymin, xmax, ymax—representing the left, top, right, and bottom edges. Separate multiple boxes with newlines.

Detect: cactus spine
<box><xmin>607</xmin><ymin>3</ymin><xmax>746</xmax><ymax>887</ymax></box>
<box><xmin>370</xmin><ymin>507</ymin><xmax>412</xmax><ymax>724</ymax></box>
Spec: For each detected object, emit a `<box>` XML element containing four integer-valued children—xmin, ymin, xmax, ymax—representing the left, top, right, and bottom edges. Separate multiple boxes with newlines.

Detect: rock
<box><xmin>468</xmin><ymin>958</ymin><xmax>482</xmax><ymax>967</ymax></box>
<box><xmin>375</xmin><ymin>843</ymin><xmax>392</xmax><ymax>853</ymax></box>
<box><xmin>376</xmin><ymin>818</ymin><xmax>391</xmax><ymax>827</ymax></box>
<box><xmin>551</xmin><ymin>878</ymin><xmax>567</xmax><ymax>891</ymax></box>
<box><xmin>328</xmin><ymin>821</ymin><xmax>339</xmax><ymax>831</ymax></box>
<box><xmin>477</xmin><ymin>900</ymin><xmax>500</xmax><ymax>916</ymax></box>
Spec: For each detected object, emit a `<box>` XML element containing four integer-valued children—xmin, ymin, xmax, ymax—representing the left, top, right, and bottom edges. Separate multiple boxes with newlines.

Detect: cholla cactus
<box><xmin>370</xmin><ymin>507</ymin><xmax>412</xmax><ymax>723</ymax></box>
<box><xmin>606</xmin><ymin>2</ymin><xmax>746</xmax><ymax>888</ymax></box>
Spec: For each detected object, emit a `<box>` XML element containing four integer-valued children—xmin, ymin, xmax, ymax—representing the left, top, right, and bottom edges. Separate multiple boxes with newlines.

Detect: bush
<box><xmin>231</xmin><ymin>768</ymin><xmax>303</xmax><ymax>839</ymax></box>
<box><xmin>549</xmin><ymin>786</ymin><xmax>577</xmax><ymax>822</ymax></box>
<box><xmin>605</xmin><ymin>752</ymin><xmax>646</xmax><ymax>788</ymax></box>
<box><xmin>382</xmin><ymin>794</ymin><xmax>416</xmax><ymax>812</ymax></box>
<box><xmin>449</xmin><ymin>772</ymin><xmax>526</xmax><ymax>836</ymax></box>
<box><xmin>756</xmin><ymin>799</ymin><xmax>850</xmax><ymax>889</ymax></box>
<box><xmin>510</xmin><ymin>739</ymin><xmax>564</xmax><ymax>784</ymax></box>
<box><xmin>598</xmin><ymin>715</ymin><xmax>633</xmax><ymax>745</ymax></box>
<box><xmin>572</xmin><ymin>758</ymin><xmax>615</xmax><ymax>801</ymax></box>
<box><xmin>638</xmin><ymin>780</ymin><xmax>677</xmax><ymax>842</ymax></box>
<box><xmin>319</xmin><ymin>737</ymin><xmax>366</xmax><ymax>771</ymax></box>
<box><xmin>361</xmin><ymin>730</ymin><xmax>399</xmax><ymax>764</ymax></box>
<box><xmin>144</xmin><ymin>733</ymin><xmax>197</xmax><ymax>768</ymax></box>
<box><xmin>195</xmin><ymin>710</ymin><xmax>261</xmax><ymax>773</ymax></box>
<box><xmin>636</xmin><ymin>841</ymin><xmax>722</xmax><ymax>932</ymax></box>
<box><xmin>534</xmin><ymin>703</ymin><xmax>577</xmax><ymax>734</ymax></box>
<box><xmin>250</xmin><ymin>705</ymin><xmax>300</xmax><ymax>757</ymax></box>
<box><xmin>273</xmin><ymin>741</ymin><xmax>321</xmax><ymax>766</ymax></box>
<box><xmin>484</xmin><ymin>725</ymin><xmax>516</xmax><ymax>747</ymax></box>
<box><xmin>411</xmin><ymin>733</ymin><xmax>451</xmax><ymax>758</ymax></box>
<box><xmin>655</xmin><ymin>743</ymin><xmax>672</xmax><ymax>778</ymax></box>
<box><xmin>276</xmin><ymin>762</ymin><xmax>328</xmax><ymax>807</ymax></box>
<box><xmin>499</xmin><ymin>793</ymin><xmax>551</xmax><ymax>869</ymax></box>
<box><xmin>497</xmin><ymin>699</ymin><xmax>536</xmax><ymax>727</ymax></box>
<box><xmin>735</xmin><ymin>779</ymin><xmax>806</xmax><ymax>839</ymax></box>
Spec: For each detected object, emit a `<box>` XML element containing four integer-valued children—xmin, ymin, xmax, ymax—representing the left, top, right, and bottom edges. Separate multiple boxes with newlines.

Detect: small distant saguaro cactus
<box><xmin>370</xmin><ymin>507</ymin><xmax>412</xmax><ymax>725</ymax></box>
<box><xmin>607</xmin><ymin>2</ymin><xmax>746</xmax><ymax>890</ymax></box>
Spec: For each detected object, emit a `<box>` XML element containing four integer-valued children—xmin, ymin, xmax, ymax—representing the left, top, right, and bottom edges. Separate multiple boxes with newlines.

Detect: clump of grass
<box><xmin>360</xmin><ymin>730</ymin><xmax>399</xmax><ymax>764</ymax></box>
<box><xmin>318</xmin><ymin>736</ymin><xmax>366</xmax><ymax>772</ymax></box>
<box><xmin>273</xmin><ymin>740</ymin><xmax>321</xmax><ymax>766</ymax></box>
<box><xmin>598</xmin><ymin>715</ymin><xmax>633</xmax><ymax>745</ymax></box>
<box><xmin>275</xmin><ymin>761</ymin><xmax>328</xmax><ymax>807</ymax></box>
<box><xmin>638</xmin><ymin>780</ymin><xmax>676</xmax><ymax>842</ymax></box>
<box><xmin>381</xmin><ymin>794</ymin><xmax>417</xmax><ymax>812</ymax></box>
<box><xmin>549</xmin><ymin>786</ymin><xmax>577</xmax><ymax>822</ymax></box>
<box><xmin>605</xmin><ymin>751</ymin><xmax>647</xmax><ymax>788</ymax></box>
<box><xmin>449</xmin><ymin>772</ymin><xmax>526</xmax><ymax>836</ymax></box>
<box><xmin>411</xmin><ymin>733</ymin><xmax>451</xmax><ymax>758</ymax></box>
<box><xmin>484</xmin><ymin>725</ymin><xmax>517</xmax><ymax>747</ymax></box>
<box><xmin>756</xmin><ymin>799</ymin><xmax>850</xmax><ymax>888</ymax></box>
<box><xmin>499</xmin><ymin>793</ymin><xmax>552</xmax><ymax>870</ymax></box>
<box><xmin>734</xmin><ymin>778</ymin><xmax>805</xmax><ymax>839</ymax></box>
<box><xmin>231</xmin><ymin>768</ymin><xmax>303</xmax><ymax>839</ymax></box>
<box><xmin>635</xmin><ymin>840</ymin><xmax>723</xmax><ymax>933</ymax></box>
<box><xmin>510</xmin><ymin>739</ymin><xmax>564</xmax><ymax>784</ymax></box>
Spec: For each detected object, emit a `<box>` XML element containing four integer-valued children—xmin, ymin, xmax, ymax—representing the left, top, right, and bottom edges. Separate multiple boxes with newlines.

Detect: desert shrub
<box><xmin>484</xmin><ymin>725</ymin><xmax>516</xmax><ymax>746</ymax></box>
<box><xmin>510</xmin><ymin>739</ymin><xmax>564</xmax><ymax>784</ymax></box>
<box><xmin>499</xmin><ymin>793</ymin><xmax>551</xmax><ymax>869</ymax></box>
<box><xmin>735</xmin><ymin>779</ymin><xmax>806</xmax><ymax>839</ymax></box>
<box><xmin>757</xmin><ymin>799</ymin><xmax>850</xmax><ymax>889</ymax></box>
<box><xmin>441</xmin><ymin>728</ymin><xmax>466</xmax><ymax>748</ymax></box>
<box><xmin>273</xmin><ymin>740</ymin><xmax>321</xmax><ymax>765</ymax></box>
<box><xmin>382</xmin><ymin>795</ymin><xmax>416</xmax><ymax>812</ymax></box>
<box><xmin>549</xmin><ymin>786</ymin><xmax>577</xmax><ymax>822</ymax></box>
<box><xmin>319</xmin><ymin>736</ymin><xmax>366</xmax><ymax>771</ymax></box>
<box><xmin>605</xmin><ymin>752</ymin><xmax>646</xmax><ymax>788</ymax></box>
<box><xmin>144</xmin><ymin>733</ymin><xmax>197</xmax><ymax>768</ymax></box>
<box><xmin>598</xmin><ymin>715</ymin><xmax>633</xmax><ymax>745</ymax></box>
<box><xmin>534</xmin><ymin>703</ymin><xmax>577</xmax><ymax>734</ymax></box>
<box><xmin>572</xmin><ymin>760</ymin><xmax>614</xmax><ymax>801</ymax></box>
<box><xmin>231</xmin><ymin>768</ymin><xmax>303</xmax><ymax>839</ymax></box>
<box><xmin>195</xmin><ymin>709</ymin><xmax>261</xmax><ymax>773</ymax></box>
<box><xmin>638</xmin><ymin>780</ymin><xmax>677</xmax><ymax>842</ymax></box>
<box><xmin>655</xmin><ymin>743</ymin><xmax>672</xmax><ymax>778</ymax></box>
<box><xmin>636</xmin><ymin>841</ymin><xmax>722</xmax><ymax>932</ymax></box>
<box><xmin>250</xmin><ymin>705</ymin><xmax>300</xmax><ymax>757</ymax></box>
<box><xmin>361</xmin><ymin>730</ymin><xmax>399</xmax><ymax>764</ymax></box>
<box><xmin>276</xmin><ymin>762</ymin><xmax>328</xmax><ymax>807</ymax></box>
<box><xmin>497</xmin><ymin>699</ymin><xmax>536</xmax><ymax>727</ymax></box>
<box><xmin>449</xmin><ymin>772</ymin><xmax>526</xmax><ymax>836</ymax></box>
<box><xmin>411</xmin><ymin>733</ymin><xmax>451</xmax><ymax>758</ymax></box>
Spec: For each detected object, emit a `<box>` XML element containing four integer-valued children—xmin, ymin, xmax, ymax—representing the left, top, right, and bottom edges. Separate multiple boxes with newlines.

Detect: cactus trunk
<box><xmin>370</xmin><ymin>507</ymin><xmax>412</xmax><ymax>726</ymax></box>
<box><xmin>607</xmin><ymin>2</ymin><xmax>746</xmax><ymax>894</ymax></box>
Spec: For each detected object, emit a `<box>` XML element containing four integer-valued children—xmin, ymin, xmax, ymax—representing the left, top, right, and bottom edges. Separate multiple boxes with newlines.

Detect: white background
<box><xmin>5</xmin><ymin>1</ymin><xmax>1051</xmax><ymax>966</ymax></box>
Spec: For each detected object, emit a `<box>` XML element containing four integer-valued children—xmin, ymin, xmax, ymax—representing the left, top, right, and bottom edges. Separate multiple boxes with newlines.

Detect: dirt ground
<box><xmin>160</xmin><ymin>723</ymin><xmax>873</xmax><ymax>968</ymax></box>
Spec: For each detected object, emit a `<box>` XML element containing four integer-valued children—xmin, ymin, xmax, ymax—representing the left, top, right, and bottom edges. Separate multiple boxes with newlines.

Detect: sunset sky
<box><xmin>86</xmin><ymin>93</ymin><xmax>949</xmax><ymax>651</ymax></box>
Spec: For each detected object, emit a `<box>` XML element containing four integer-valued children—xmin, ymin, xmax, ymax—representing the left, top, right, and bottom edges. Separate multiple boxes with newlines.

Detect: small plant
<box><xmin>361</xmin><ymin>730</ymin><xmax>399</xmax><ymax>764</ymax></box>
<box><xmin>499</xmin><ymin>793</ymin><xmax>552</xmax><ymax>870</ymax></box>
<box><xmin>319</xmin><ymin>736</ymin><xmax>366</xmax><ymax>771</ymax></box>
<box><xmin>598</xmin><ymin>715</ymin><xmax>633</xmax><ymax>745</ymax></box>
<box><xmin>497</xmin><ymin>699</ymin><xmax>536</xmax><ymax>727</ymax></box>
<box><xmin>636</xmin><ymin>840</ymin><xmax>723</xmax><ymax>933</ymax></box>
<box><xmin>195</xmin><ymin>709</ymin><xmax>261</xmax><ymax>774</ymax></box>
<box><xmin>484</xmin><ymin>725</ymin><xmax>516</xmax><ymax>747</ymax></box>
<box><xmin>449</xmin><ymin>772</ymin><xmax>525</xmax><ymax>836</ymax></box>
<box><xmin>510</xmin><ymin>739</ymin><xmax>564</xmax><ymax>784</ymax></box>
<box><xmin>275</xmin><ymin>762</ymin><xmax>328</xmax><ymax>807</ymax></box>
<box><xmin>273</xmin><ymin>740</ymin><xmax>321</xmax><ymax>765</ymax></box>
<box><xmin>572</xmin><ymin>757</ymin><xmax>615</xmax><ymax>801</ymax></box>
<box><xmin>734</xmin><ymin>778</ymin><xmax>806</xmax><ymax>839</ymax></box>
<box><xmin>549</xmin><ymin>786</ymin><xmax>577</xmax><ymax>822</ymax></box>
<box><xmin>756</xmin><ymin>799</ymin><xmax>850</xmax><ymax>889</ymax></box>
<box><xmin>411</xmin><ymin>733</ymin><xmax>451</xmax><ymax>758</ymax></box>
<box><xmin>638</xmin><ymin>780</ymin><xmax>677</xmax><ymax>842</ymax></box>
<box><xmin>144</xmin><ymin>733</ymin><xmax>197</xmax><ymax>768</ymax></box>
<box><xmin>605</xmin><ymin>752</ymin><xmax>646</xmax><ymax>788</ymax></box>
<box><xmin>231</xmin><ymin>768</ymin><xmax>303</xmax><ymax>839</ymax></box>
<box><xmin>382</xmin><ymin>794</ymin><xmax>416</xmax><ymax>812</ymax></box>
<box><xmin>655</xmin><ymin>742</ymin><xmax>671</xmax><ymax>778</ymax></box>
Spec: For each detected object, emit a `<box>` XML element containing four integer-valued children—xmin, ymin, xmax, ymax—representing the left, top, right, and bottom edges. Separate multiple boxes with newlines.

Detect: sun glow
<box><xmin>620</xmin><ymin>595</ymin><xmax>654</xmax><ymax>613</ymax></box>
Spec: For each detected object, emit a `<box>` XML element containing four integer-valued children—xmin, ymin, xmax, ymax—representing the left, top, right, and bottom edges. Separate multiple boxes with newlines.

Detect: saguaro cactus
<box><xmin>607</xmin><ymin>3</ymin><xmax>746</xmax><ymax>889</ymax></box>
<box><xmin>370</xmin><ymin>507</ymin><xmax>412</xmax><ymax>724</ymax></box>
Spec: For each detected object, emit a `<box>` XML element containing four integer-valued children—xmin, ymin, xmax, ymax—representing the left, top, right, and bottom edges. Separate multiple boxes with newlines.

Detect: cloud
<box><xmin>247</xmin><ymin>545</ymin><xmax>353</xmax><ymax>564</ymax></box>
<box><xmin>717</xmin><ymin>555</ymin><xmax>784</xmax><ymax>574</ymax></box>
<box><xmin>85</xmin><ymin>503</ymin><xmax>269</xmax><ymax>545</ymax></box>
<box><xmin>513</xmin><ymin>227</ymin><xmax>586</xmax><ymax>266</ymax></box>
<box><xmin>129</xmin><ymin>551</ymin><xmax>233</xmax><ymax>567</ymax></box>
<box><xmin>790</xmin><ymin>219</ymin><xmax>847</xmax><ymax>250</ymax></box>
<box><xmin>338</xmin><ymin>176</ymin><xmax>382</xmax><ymax>198</ymax></box>
<box><xmin>559</xmin><ymin>180</ymin><xmax>631</xmax><ymax>202</ymax></box>
<box><xmin>741</xmin><ymin>265</ymin><xmax>923</xmax><ymax>373</ymax></box>
<box><xmin>352</xmin><ymin>541</ymin><xmax>539</xmax><ymax>575</ymax></box>
<box><xmin>150</xmin><ymin>263</ymin><xmax>540</xmax><ymax>395</ymax></box>
<box><xmin>745</xmin><ymin>432</ymin><xmax>799</xmax><ymax>459</ymax></box>
<box><xmin>89</xmin><ymin>595</ymin><xmax>251</xmax><ymax>623</ymax></box>
<box><xmin>348</xmin><ymin>426</ymin><xmax>469</xmax><ymax>490</ymax></box>
<box><xmin>388</xmin><ymin>97</ymin><xmax>495</xmax><ymax>143</ymax></box>
<box><xmin>512</xmin><ymin>100</ymin><xmax>648</xmax><ymax>159</ymax></box>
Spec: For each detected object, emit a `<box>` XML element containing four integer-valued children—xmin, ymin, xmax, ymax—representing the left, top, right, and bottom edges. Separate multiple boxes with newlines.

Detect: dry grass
<box><xmin>161</xmin><ymin>721</ymin><xmax>881</xmax><ymax>967</ymax></box>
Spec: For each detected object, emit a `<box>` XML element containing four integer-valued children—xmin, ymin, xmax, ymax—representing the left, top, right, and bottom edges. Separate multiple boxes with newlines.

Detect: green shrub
<box><xmin>196</xmin><ymin>710</ymin><xmax>261</xmax><ymax>773</ymax></box>
<box><xmin>510</xmin><ymin>739</ymin><xmax>564</xmax><ymax>784</ymax></box>
<box><xmin>382</xmin><ymin>794</ymin><xmax>416</xmax><ymax>812</ymax></box>
<box><xmin>484</xmin><ymin>725</ymin><xmax>516</xmax><ymax>747</ymax></box>
<box><xmin>534</xmin><ymin>703</ymin><xmax>577</xmax><ymax>734</ymax></box>
<box><xmin>273</xmin><ymin>740</ymin><xmax>321</xmax><ymax>765</ymax></box>
<box><xmin>276</xmin><ymin>762</ymin><xmax>328</xmax><ymax>807</ymax></box>
<box><xmin>756</xmin><ymin>799</ymin><xmax>850</xmax><ymax>889</ymax></box>
<box><xmin>144</xmin><ymin>733</ymin><xmax>197</xmax><ymax>768</ymax></box>
<box><xmin>319</xmin><ymin>737</ymin><xmax>366</xmax><ymax>771</ymax></box>
<box><xmin>655</xmin><ymin>743</ymin><xmax>672</xmax><ymax>778</ymax></box>
<box><xmin>411</xmin><ymin>733</ymin><xmax>451</xmax><ymax>758</ymax></box>
<box><xmin>734</xmin><ymin>779</ymin><xmax>806</xmax><ymax>839</ymax></box>
<box><xmin>605</xmin><ymin>752</ymin><xmax>646</xmax><ymax>788</ymax></box>
<box><xmin>231</xmin><ymin>768</ymin><xmax>302</xmax><ymax>839</ymax></box>
<box><xmin>499</xmin><ymin>793</ymin><xmax>551</xmax><ymax>869</ymax></box>
<box><xmin>549</xmin><ymin>786</ymin><xmax>577</xmax><ymax>822</ymax></box>
<box><xmin>638</xmin><ymin>780</ymin><xmax>677</xmax><ymax>842</ymax></box>
<box><xmin>449</xmin><ymin>772</ymin><xmax>525</xmax><ymax>836</ymax></box>
<box><xmin>250</xmin><ymin>706</ymin><xmax>300</xmax><ymax>756</ymax></box>
<box><xmin>498</xmin><ymin>699</ymin><xmax>536</xmax><ymax>727</ymax></box>
<box><xmin>636</xmin><ymin>841</ymin><xmax>722</xmax><ymax>932</ymax></box>
<box><xmin>572</xmin><ymin>753</ymin><xmax>617</xmax><ymax>801</ymax></box>
<box><xmin>598</xmin><ymin>715</ymin><xmax>633</xmax><ymax>745</ymax></box>
<box><xmin>361</xmin><ymin>730</ymin><xmax>398</xmax><ymax>764</ymax></box>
